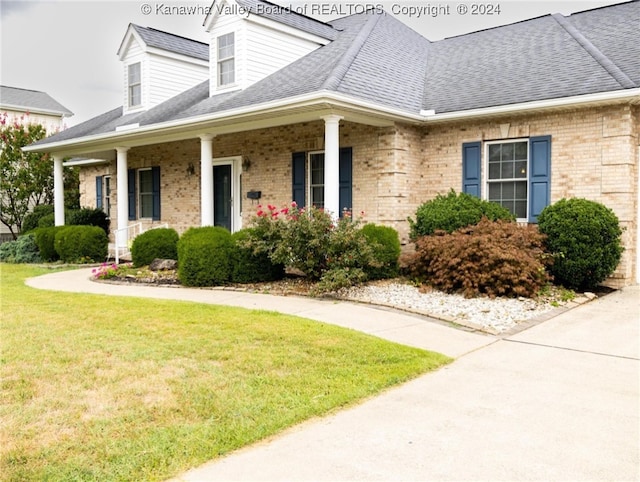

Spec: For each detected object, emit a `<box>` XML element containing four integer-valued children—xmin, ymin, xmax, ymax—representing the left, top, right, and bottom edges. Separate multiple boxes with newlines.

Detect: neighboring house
<box><xmin>0</xmin><ymin>85</ymin><xmax>73</xmax><ymax>240</ymax></box>
<box><xmin>24</xmin><ymin>0</ymin><xmax>640</xmax><ymax>286</ymax></box>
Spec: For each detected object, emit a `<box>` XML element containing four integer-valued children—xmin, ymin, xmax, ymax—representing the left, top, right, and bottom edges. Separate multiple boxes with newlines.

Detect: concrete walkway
<box><xmin>27</xmin><ymin>269</ymin><xmax>640</xmax><ymax>481</ymax></box>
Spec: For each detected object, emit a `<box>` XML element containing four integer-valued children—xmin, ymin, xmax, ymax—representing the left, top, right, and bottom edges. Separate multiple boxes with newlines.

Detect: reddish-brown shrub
<box><xmin>404</xmin><ymin>218</ymin><xmax>551</xmax><ymax>298</ymax></box>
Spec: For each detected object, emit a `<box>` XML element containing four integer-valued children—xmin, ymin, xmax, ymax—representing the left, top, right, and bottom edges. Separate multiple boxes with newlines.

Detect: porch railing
<box><xmin>112</xmin><ymin>222</ymin><xmax>168</xmax><ymax>263</ymax></box>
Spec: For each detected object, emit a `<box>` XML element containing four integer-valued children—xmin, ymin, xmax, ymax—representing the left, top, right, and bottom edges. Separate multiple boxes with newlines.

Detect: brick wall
<box><xmin>78</xmin><ymin>102</ymin><xmax>639</xmax><ymax>286</ymax></box>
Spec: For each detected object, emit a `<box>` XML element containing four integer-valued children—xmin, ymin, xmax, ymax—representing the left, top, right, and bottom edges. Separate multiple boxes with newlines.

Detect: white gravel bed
<box><xmin>338</xmin><ymin>282</ymin><xmax>561</xmax><ymax>333</ymax></box>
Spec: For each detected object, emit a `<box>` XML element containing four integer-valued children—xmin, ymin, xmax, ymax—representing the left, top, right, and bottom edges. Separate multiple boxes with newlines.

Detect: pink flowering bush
<box><xmin>92</xmin><ymin>262</ymin><xmax>121</xmax><ymax>279</ymax></box>
<box><xmin>244</xmin><ymin>203</ymin><xmax>384</xmax><ymax>292</ymax></box>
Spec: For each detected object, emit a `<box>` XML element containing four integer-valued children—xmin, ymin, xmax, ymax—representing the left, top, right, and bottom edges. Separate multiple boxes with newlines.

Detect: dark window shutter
<box><xmin>339</xmin><ymin>147</ymin><xmax>352</xmax><ymax>217</ymax></box>
<box><xmin>292</xmin><ymin>152</ymin><xmax>306</xmax><ymax>207</ymax></box>
<box><xmin>529</xmin><ymin>136</ymin><xmax>551</xmax><ymax>223</ymax></box>
<box><xmin>128</xmin><ymin>169</ymin><xmax>136</xmax><ymax>220</ymax></box>
<box><xmin>96</xmin><ymin>176</ymin><xmax>103</xmax><ymax>209</ymax></box>
<box><xmin>462</xmin><ymin>142</ymin><xmax>482</xmax><ymax>197</ymax></box>
<box><xmin>152</xmin><ymin>166</ymin><xmax>161</xmax><ymax>221</ymax></box>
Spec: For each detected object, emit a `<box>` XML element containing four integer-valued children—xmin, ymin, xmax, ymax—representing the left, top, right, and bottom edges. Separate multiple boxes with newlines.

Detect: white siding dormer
<box><xmin>204</xmin><ymin>0</ymin><xmax>331</xmax><ymax>95</ymax></box>
<box><xmin>118</xmin><ymin>24</ymin><xmax>209</xmax><ymax>114</ymax></box>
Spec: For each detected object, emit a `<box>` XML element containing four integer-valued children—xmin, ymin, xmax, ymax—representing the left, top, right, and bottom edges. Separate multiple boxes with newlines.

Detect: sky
<box><xmin>0</xmin><ymin>0</ymin><xmax>627</xmax><ymax>127</ymax></box>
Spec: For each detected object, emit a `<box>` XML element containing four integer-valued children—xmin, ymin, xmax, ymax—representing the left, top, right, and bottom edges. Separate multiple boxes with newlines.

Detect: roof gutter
<box><xmin>420</xmin><ymin>88</ymin><xmax>640</xmax><ymax>122</ymax></box>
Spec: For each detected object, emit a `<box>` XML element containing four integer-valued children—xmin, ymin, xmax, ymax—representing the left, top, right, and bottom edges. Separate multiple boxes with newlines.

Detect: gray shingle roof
<box><xmin>130</xmin><ymin>24</ymin><xmax>209</xmax><ymax>61</ymax></box>
<box><xmin>236</xmin><ymin>0</ymin><xmax>339</xmax><ymax>40</ymax></box>
<box><xmin>33</xmin><ymin>1</ymin><xmax>639</xmax><ymax>148</ymax></box>
<box><xmin>0</xmin><ymin>85</ymin><xmax>73</xmax><ymax>117</ymax></box>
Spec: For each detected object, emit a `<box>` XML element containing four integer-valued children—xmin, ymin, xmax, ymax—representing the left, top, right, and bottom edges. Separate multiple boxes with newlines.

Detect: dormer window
<box><xmin>217</xmin><ymin>33</ymin><xmax>235</xmax><ymax>86</ymax></box>
<box><xmin>128</xmin><ymin>62</ymin><xmax>142</xmax><ymax>107</ymax></box>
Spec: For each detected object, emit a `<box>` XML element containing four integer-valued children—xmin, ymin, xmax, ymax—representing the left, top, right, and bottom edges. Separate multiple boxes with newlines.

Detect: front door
<box><xmin>213</xmin><ymin>164</ymin><xmax>232</xmax><ymax>231</ymax></box>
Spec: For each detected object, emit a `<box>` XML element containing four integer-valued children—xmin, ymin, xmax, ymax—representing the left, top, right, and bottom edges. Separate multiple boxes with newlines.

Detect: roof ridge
<box><xmin>551</xmin><ymin>13</ymin><xmax>636</xmax><ymax>89</ymax></box>
<box><xmin>133</xmin><ymin>24</ymin><xmax>208</xmax><ymax>46</ymax></box>
<box><xmin>321</xmin><ymin>13</ymin><xmax>382</xmax><ymax>91</ymax></box>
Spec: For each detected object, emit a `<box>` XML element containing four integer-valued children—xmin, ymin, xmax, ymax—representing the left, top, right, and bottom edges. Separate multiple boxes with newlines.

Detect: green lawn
<box><xmin>0</xmin><ymin>264</ymin><xmax>451</xmax><ymax>482</ymax></box>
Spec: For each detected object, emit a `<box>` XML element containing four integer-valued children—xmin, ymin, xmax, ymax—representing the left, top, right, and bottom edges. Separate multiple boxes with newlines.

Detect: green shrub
<box><xmin>22</xmin><ymin>204</ymin><xmax>54</xmax><ymax>233</ymax></box>
<box><xmin>34</xmin><ymin>227</ymin><xmax>62</xmax><ymax>262</ymax></box>
<box><xmin>37</xmin><ymin>213</ymin><xmax>55</xmax><ymax>228</ymax></box>
<box><xmin>409</xmin><ymin>189</ymin><xmax>515</xmax><ymax>240</ymax></box>
<box><xmin>177</xmin><ymin>227</ymin><xmax>234</xmax><ymax>287</ymax></box>
<box><xmin>231</xmin><ymin>229</ymin><xmax>285</xmax><ymax>283</ymax></box>
<box><xmin>54</xmin><ymin>225</ymin><xmax>108</xmax><ymax>263</ymax></box>
<box><xmin>361</xmin><ymin>224</ymin><xmax>401</xmax><ymax>280</ymax></box>
<box><xmin>405</xmin><ymin>218</ymin><xmax>551</xmax><ymax>298</ymax></box>
<box><xmin>68</xmin><ymin>208</ymin><xmax>110</xmax><ymax>235</ymax></box>
<box><xmin>131</xmin><ymin>228</ymin><xmax>179</xmax><ymax>267</ymax></box>
<box><xmin>538</xmin><ymin>198</ymin><xmax>623</xmax><ymax>290</ymax></box>
<box><xmin>12</xmin><ymin>234</ymin><xmax>42</xmax><ymax>263</ymax></box>
<box><xmin>0</xmin><ymin>240</ymin><xmax>18</xmax><ymax>262</ymax></box>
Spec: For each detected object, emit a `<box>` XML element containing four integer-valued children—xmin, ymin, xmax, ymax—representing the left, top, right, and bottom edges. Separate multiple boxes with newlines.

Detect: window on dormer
<box><xmin>128</xmin><ymin>62</ymin><xmax>141</xmax><ymax>107</ymax></box>
<box><xmin>217</xmin><ymin>33</ymin><xmax>235</xmax><ymax>87</ymax></box>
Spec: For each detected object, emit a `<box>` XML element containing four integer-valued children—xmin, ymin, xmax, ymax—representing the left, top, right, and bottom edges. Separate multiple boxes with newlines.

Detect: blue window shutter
<box><xmin>128</xmin><ymin>169</ymin><xmax>136</xmax><ymax>220</ymax></box>
<box><xmin>292</xmin><ymin>152</ymin><xmax>306</xmax><ymax>207</ymax></box>
<box><xmin>529</xmin><ymin>135</ymin><xmax>551</xmax><ymax>223</ymax></box>
<box><xmin>96</xmin><ymin>176</ymin><xmax>103</xmax><ymax>209</ymax></box>
<box><xmin>339</xmin><ymin>147</ymin><xmax>352</xmax><ymax>217</ymax></box>
<box><xmin>152</xmin><ymin>166</ymin><xmax>161</xmax><ymax>221</ymax></box>
<box><xmin>462</xmin><ymin>142</ymin><xmax>482</xmax><ymax>197</ymax></box>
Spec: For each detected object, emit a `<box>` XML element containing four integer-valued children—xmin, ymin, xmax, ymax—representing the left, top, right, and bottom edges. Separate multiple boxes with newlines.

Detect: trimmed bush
<box><xmin>22</xmin><ymin>204</ymin><xmax>54</xmax><ymax>233</ymax></box>
<box><xmin>12</xmin><ymin>234</ymin><xmax>42</xmax><ymax>263</ymax></box>
<box><xmin>34</xmin><ymin>226</ymin><xmax>62</xmax><ymax>262</ymax></box>
<box><xmin>230</xmin><ymin>229</ymin><xmax>285</xmax><ymax>283</ymax></box>
<box><xmin>131</xmin><ymin>228</ymin><xmax>179</xmax><ymax>267</ymax></box>
<box><xmin>361</xmin><ymin>223</ymin><xmax>401</xmax><ymax>280</ymax></box>
<box><xmin>54</xmin><ymin>225</ymin><xmax>108</xmax><ymax>263</ymax></box>
<box><xmin>37</xmin><ymin>213</ymin><xmax>55</xmax><ymax>228</ymax></box>
<box><xmin>405</xmin><ymin>218</ymin><xmax>551</xmax><ymax>298</ymax></box>
<box><xmin>409</xmin><ymin>189</ymin><xmax>515</xmax><ymax>240</ymax></box>
<box><xmin>538</xmin><ymin>198</ymin><xmax>623</xmax><ymax>290</ymax></box>
<box><xmin>68</xmin><ymin>208</ymin><xmax>110</xmax><ymax>235</ymax></box>
<box><xmin>177</xmin><ymin>227</ymin><xmax>234</xmax><ymax>287</ymax></box>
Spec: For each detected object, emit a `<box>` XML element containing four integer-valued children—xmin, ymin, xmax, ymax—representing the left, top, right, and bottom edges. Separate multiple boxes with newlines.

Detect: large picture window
<box><xmin>128</xmin><ymin>62</ymin><xmax>141</xmax><ymax>107</ymax></box>
<box><xmin>217</xmin><ymin>33</ymin><xmax>235</xmax><ymax>87</ymax></box>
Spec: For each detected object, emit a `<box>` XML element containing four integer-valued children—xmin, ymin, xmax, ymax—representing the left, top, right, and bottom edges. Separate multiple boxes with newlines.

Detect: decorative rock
<box><xmin>149</xmin><ymin>258</ymin><xmax>178</xmax><ymax>271</ymax></box>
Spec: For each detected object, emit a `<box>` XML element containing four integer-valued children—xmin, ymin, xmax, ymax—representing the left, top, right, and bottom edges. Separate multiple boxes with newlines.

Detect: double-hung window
<box><xmin>96</xmin><ymin>175</ymin><xmax>111</xmax><ymax>218</ymax></box>
<box><xmin>486</xmin><ymin>140</ymin><xmax>528</xmax><ymax>219</ymax></box>
<box><xmin>309</xmin><ymin>152</ymin><xmax>325</xmax><ymax>208</ymax></box>
<box><xmin>128</xmin><ymin>62</ymin><xmax>141</xmax><ymax>107</ymax></box>
<box><xmin>217</xmin><ymin>33</ymin><xmax>235</xmax><ymax>87</ymax></box>
<box><xmin>138</xmin><ymin>168</ymin><xmax>154</xmax><ymax>218</ymax></box>
<box><xmin>462</xmin><ymin>136</ymin><xmax>551</xmax><ymax>222</ymax></box>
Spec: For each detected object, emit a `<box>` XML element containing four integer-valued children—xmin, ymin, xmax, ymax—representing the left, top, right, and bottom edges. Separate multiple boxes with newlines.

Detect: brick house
<box><xmin>25</xmin><ymin>0</ymin><xmax>640</xmax><ymax>286</ymax></box>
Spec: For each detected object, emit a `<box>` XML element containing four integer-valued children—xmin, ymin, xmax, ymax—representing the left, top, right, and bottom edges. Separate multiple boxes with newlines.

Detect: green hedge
<box><xmin>177</xmin><ymin>227</ymin><xmax>234</xmax><ymax>287</ymax></box>
<box><xmin>409</xmin><ymin>189</ymin><xmax>514</xmax><ymax>239</ymax></box>
<box><xmin>538</xmin><ymin>198</ymin><xmax>623</xmax><ymax>290</ymax></box>
<box><xmin>230</xmin><ymin>229</ymin><xmax>285</xmax><ymax>283</ymax></box>
<box><xmin>361</xmin><ymin>223</ymin><xmax>401</xmax><ymax>280</ymax></box>
<box><xmin>54</xmin><ymin>225</ymin><xmax>108</xmax><ymax>263</ymax></box>
<box><xmin>0</xmin><ymin>235</ymin><xmax>41</xmax><ymax>263</ymax></box>
<box><xmin>34</xmin><ymin>227</ymin><xmax>63</xmax><ymax>262</ymax></box>
<box><xmin>22</xmin><ymin>205</ymin><xmax>54</xmax><ymax>233</ymax></box>
<box><xmin>131</xmin><ymin>228</ymin><xmax>179</xmax><ymax>267</ymax></box>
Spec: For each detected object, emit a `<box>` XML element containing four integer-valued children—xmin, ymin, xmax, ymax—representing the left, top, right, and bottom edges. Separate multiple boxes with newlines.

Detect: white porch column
<box><xmin>53</xmin><ymin>155</ymin><xmax>65</xmax><ymax>226</ymax></box>
<box><xmin>116</xmin><ymin>147</ymin><xmax>130</xmax><ymax>246</ymax></box>
<box><xmin>322</xmin><ymin>115</ymin><xmax>343</xmax><ymax>218</ymax></box>
<box><xmin>200</xmin><ymin>134</ymin><xmax>215</xmax><ymax>226</ymax></box>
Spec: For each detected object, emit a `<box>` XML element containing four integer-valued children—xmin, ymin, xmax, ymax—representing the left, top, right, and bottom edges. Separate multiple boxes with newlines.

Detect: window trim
<box><xmin>128</xmin><ymin>62</ymin><xmax>142</xmax><ymax>107</ymax></box>
<box><xmin>483</xmin><ymin>138</ymin><xmax>530</xmax><ymax>222</ymax></box>
<box><xmin>217</xmin><ymin>32</ymin><xmax>235</xmax><ymax>87</ymax></box>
